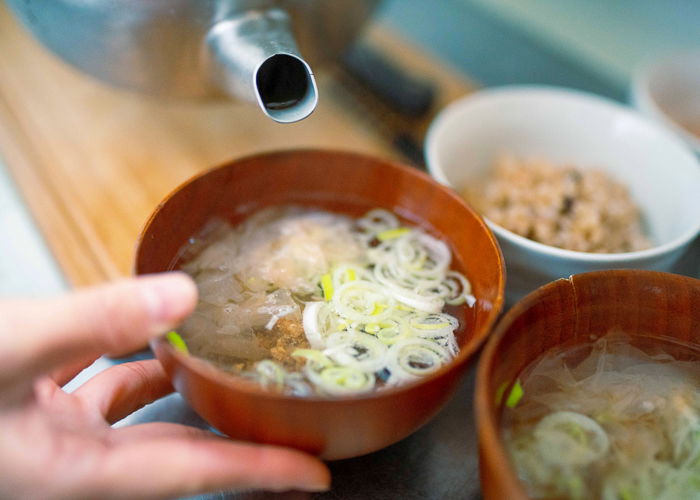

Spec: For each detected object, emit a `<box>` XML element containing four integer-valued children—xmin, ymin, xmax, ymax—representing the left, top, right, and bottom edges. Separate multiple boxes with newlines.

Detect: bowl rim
<box><xmin>425</xmin><ymin>84</ymin><xmax>700</xmax><ymax>264</ymax></box>
<box><xmin>135</xmin><ymin>148</ymin><xmax>506</xmax><ymax>403</ymax></box>
<box><xmin>474</xmin><ymin>268</ymin><xmax>700</xmax><ymax>499</ymax></box>
<box><xmin>630</xmin><ymin>50</ymin><xmax>700</xmax><ymax>153</ymax></box>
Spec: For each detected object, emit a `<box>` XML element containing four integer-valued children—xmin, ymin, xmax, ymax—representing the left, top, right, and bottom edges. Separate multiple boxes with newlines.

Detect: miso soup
<box><xmin>174</xmin><ymin>206</ymin><xmax>475</xmax><ymax>398</ymax></box>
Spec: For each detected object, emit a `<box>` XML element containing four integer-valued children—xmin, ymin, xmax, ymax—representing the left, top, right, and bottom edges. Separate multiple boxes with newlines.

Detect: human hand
<box><xmin>0</xmin><ymin>273</ymin><xmax>330</xmax><ymax>499</ymax></box>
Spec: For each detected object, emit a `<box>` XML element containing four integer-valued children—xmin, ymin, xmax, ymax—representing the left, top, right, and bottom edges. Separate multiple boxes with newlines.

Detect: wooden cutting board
<box><xmin>0</xmin><ymin>4</ymin><xmax>473</xmax><ymax>287</ymax></box>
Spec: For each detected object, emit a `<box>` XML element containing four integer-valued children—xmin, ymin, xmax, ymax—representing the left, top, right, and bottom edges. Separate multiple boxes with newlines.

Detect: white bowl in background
<box><xmin>631</xmin><ymin>50</ymin><xmax>700</xmax><ymax>156</ymax></box>
<box><xmin>425</xmin><ymin>86</ymin><xmax>700</xmax><ymax>304</ymax></box>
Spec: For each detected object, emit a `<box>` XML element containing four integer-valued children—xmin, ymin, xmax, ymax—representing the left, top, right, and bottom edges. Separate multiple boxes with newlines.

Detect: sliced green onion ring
<box><xmin>357</xmin><ymin>208</ymin><xmax>399</xmax><ymax>235</ymax></box>
<box><xmin>306</xmin><ymin>365</ymin><xmax>375</xmax><ymax>396</ymax></box>
<box><xmin>385</xmin><ymin>337</ymin><xmax>452</xmax><ymax>384</ymax></box>
<box><xmin>331</xmin><ymin>264</ymin><xmax>369</xmax><ymax>288</ymax></box>
<box><xmin>409</xmin><ymin>313</ymin><xmax>459</xmax><ymax>332</ymax></box>
<box><xmin>292</xmin><ymin>348</ymin><xmax>334</xmax><ymax>370</ymax></box>
<box><xmin>534</xmin><ymin>411</ymin><xmax>610</xmax><ymax>467</ymax></box>
<box><xmin>332</xmin><ymin>280</ymin><xmax>396</xmax><ymax>322</ymax></box>
<box><xmin>374</xmin><ymin>317</ymin><xmax>410</xmax><ymax>345</ymax></box>
<box><xmin>255</xmin><ymin>360</ymin><xmax>286</xmax><ymax>391</ymax></box>
<box><xmin>323</xmin><ymin>331</ymin><xmax>388</xmax><ymax>373</ymax></box>
<box><xmin>302</xmin><ymin>301</ymin><xmax>326</xmax><ymax>349</ymax></box>
<box><xmin>442</xmin><ymin>271</ymin><xmax>474</xmax><ymax>305</ymax></box>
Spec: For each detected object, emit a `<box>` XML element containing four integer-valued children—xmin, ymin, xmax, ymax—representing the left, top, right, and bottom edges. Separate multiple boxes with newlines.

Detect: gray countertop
<box><xmin>113</xmin><ymin>360</ymin><xmax>483</xmax><ymax>500</ymax></box>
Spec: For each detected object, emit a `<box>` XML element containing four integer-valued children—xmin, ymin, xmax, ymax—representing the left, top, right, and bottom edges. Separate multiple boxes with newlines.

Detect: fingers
<box><xmin>0</xmin><ymin>273</ymin><xmax>197</xmax><ymax>389</ymax></box>
<box><xmin>73</xmin><ymin>360</ymin><xmax>174</xmax><ymax>424</ymax></box>
<box><xmin>50</xmin><ymin>355</ymin><xmax>101</xmax><ymax>387</ymax></box>
<box><xmin>87</xmin><ymin>437</ymin><xmax>331</xmax><ymax>499</ymax></box>
<box><xmin>109</xmin><ymin>422</ymin><xmax>218</xmax><ymax>444</ymax></box>
<box><xmin>79</xmin><ymin>365</ymin><xmax>331</xmax><ymax>496</ymax></box>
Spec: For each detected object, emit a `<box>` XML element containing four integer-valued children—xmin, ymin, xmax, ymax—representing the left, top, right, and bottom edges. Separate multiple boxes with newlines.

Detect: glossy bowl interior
<box><xmin>135</xmin><ymin>149</ymin><xmax>505</xmax><ymax>460</ymax></box>
<box><xmin>426</xmin><ymin>86</ymin><xmax>700</xmax><ymax>304</ymax></box>
<box><xmin>475</xmin><ymin>270</ymin><xmax>700</xmax><ymax>499</ymax></box>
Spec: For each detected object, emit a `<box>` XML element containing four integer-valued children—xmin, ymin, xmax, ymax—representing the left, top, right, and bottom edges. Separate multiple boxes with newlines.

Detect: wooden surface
<box><xmin>0</xmin><ymin>3</ymin><xmax>474</xmax><ymax>287</ymax></box>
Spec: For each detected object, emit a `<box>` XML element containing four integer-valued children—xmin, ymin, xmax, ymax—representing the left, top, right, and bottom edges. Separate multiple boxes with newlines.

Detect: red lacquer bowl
<box><xmin>136</xmin><ymin>149</ymin><xmax>505</xmax><ymax>459</ymax></box>
<box><xmin>476</xmin><ymin>269</ymin><xmax>700</xmax><ymax>499</ymax></box>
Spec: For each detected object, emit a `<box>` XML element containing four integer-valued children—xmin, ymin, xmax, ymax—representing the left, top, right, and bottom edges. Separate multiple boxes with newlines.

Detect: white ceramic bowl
<box><xmin>425</xmin><ymin>85</ymin><xmax>700</xmax><ymax>304</ymax></box>
<box><xmin>631</xmin><ymin>50</ymin><xmax>700</xmax><ymax>156</ymax></box>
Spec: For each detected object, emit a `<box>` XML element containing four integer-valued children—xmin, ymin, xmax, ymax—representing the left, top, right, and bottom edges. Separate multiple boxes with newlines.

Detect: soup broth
<box><xmin>175</xmin><ymin>206</ymin><xmax>475</xmax><ymax>398</ymax></box>
<box><xmin>501</xmin><ymin>334</ymin><xmax>700</xmax><ymax>500</ymax></box>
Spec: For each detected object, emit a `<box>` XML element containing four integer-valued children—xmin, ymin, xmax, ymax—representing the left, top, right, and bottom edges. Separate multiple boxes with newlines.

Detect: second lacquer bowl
<box><xmin>475</xmin><ymin>269</ymin><xmax>700</xmax><ymax>499</ymax></box>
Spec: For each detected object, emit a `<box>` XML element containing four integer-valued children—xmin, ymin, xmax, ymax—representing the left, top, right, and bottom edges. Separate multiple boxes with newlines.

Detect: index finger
<box><xmin>0</xmin><ymin>273</ymin><xmax>197</xmax><ymax>391</ymax></box>
<box><xmin>87</xmin><ymin>437</ymin><xmax>331</xmax><ymax>498</ymax></box>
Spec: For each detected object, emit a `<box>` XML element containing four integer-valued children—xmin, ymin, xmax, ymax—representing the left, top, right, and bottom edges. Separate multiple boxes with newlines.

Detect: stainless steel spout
<box><xmin>206</xmin><ymin>9</ymin><xmax>318</xmax><ymax>123</ymax></box>
<box><xmin>5</xmin><ymin>0</ymin><xmax>380</xmax><ymax>123</ymax></box>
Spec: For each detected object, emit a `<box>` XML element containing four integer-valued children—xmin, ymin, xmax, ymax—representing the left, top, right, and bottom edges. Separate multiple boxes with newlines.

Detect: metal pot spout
<box><xmin>206</xmin><ymin>9</ymin><xmax>318</xmax><ymax>123</ymax></box>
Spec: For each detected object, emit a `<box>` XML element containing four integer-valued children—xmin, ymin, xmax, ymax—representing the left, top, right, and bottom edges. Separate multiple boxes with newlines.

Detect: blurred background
<box><xmin>381</xmin><ymin>0</ymin><xmax>699</xmax><ymax>100</ymax></box>
<box><xmin>1</xmin><ymin>0</ymin><xmax>698</xmax><ymax>296</ymax></box>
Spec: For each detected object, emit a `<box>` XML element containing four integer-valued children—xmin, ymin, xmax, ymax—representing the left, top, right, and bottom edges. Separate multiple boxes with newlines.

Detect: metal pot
<box><xmin>6</xmin><ymin>0</ymin><xmax>381</xmax><ymax>122</ymax></box>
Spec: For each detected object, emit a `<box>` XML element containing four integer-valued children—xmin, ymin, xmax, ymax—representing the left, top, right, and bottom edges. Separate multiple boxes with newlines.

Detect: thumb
<box><xmin>0</xmin><ymin>272</ymin><xmax>197</xmax><ymax>388</ymax></box>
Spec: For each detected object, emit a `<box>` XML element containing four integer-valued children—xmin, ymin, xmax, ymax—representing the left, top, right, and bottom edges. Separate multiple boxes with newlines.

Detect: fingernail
<box><xmin>139</xmin><ymin>272</ymin><xmax>198</xmax><ymax>335</ymax></box>
<box><xmin>270</xmin><ymin>478</ymin><xmax>330</xmax><ymax>493</ymax></box>
<box><xmin>297</xmin><ymin>471</ymin><xmax>331</xmax><ymax>492</ymax></box>
<box><xmin>298</xmin><ymin>480</ymin><xmax>331</xmax><ymax>492</ymax></box>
